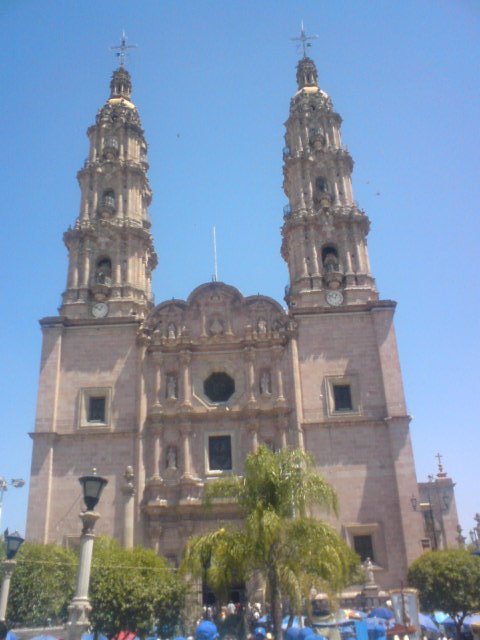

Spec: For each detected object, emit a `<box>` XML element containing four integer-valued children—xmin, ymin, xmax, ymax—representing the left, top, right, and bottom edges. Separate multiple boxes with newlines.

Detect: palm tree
<box><xmin>182</xmin><ymin>446</ymin><xmax>359</xmax><ymax>638</ymax></box>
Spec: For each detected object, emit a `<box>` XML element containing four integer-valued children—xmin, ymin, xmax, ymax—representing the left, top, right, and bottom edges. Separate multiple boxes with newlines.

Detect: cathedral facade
<box><xmin>26</xmin><ymin>53</ymin><xmax>428</xmax><ymax>590</ymax></box>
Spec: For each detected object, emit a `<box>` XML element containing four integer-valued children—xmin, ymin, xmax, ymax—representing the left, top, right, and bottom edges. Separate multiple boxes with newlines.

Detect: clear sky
<box><xmin>1</xmin><ymin>1</ymin><xmax>478</xmax><ymax>542</ymax></box>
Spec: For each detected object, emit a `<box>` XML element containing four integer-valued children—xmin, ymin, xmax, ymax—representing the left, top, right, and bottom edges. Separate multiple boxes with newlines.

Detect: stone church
<box><xmin>27</xmin><ymin>49</ymin><xmax>437</xmax><ymax>591</ymax></box>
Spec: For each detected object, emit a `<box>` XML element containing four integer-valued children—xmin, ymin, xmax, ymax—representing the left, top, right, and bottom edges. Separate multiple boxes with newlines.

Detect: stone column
<box><xmin>148</xmin><ymin>521</ymin><xmax>162</xmax><ymax>555</ymax></box>
<box><xmin>307</xmin><ymin>230</ymin><xmax>319</xmax><ymax>275</ymax></box>
<box><xmin>66</xmin><ymin>511</ymin><xmax>99</xmax><ymax>640</ymax></box>
<box><xmin>180</xmin><ymin>352</ymin><xmax>192</xmax><ymax>407</ymax></box>
<box><xmin>278</xmin><ymin>416</ymin><xmax>288</xmax><ymax>450</ymax></box>
<box><xmin>273</xmin><ymin>348</ymin><xmax>285</xmax><ymax>401</ymax></box>
<box><xmin>121</xmin><ymin>466</ymin><xmax>135</xmax><ymax>549</ymax></box>
<box><xmin>82</xmin><ymin>245</ymin><xmax>90</xmax><ymax>288</ymax></box>
<box><xmin>244</xmin><ymin>348</ymin><xmax>256</xmax><ymax>403</ymax></box>
<box><xmin>288</xmin><ymin>328</ymin><xmax>305</xmax><ymax>450</ymax></box>
<box><xmin>0</xmin><ymin>560</ymin><xmax>16</xmax><ymax>622</ymax></box>
<box><xmin>249</xmin><ymin>422</ymin><xmax>259</xmax><ymax>453</ymax></box>
<box><xmin>352</xmin><ymin>224</ymin><xmax>365</xmax><ymax>273</ymax></box>
<box><xmin>153</xmin><ymin>432</ymin><xmax>161</xmax><ymax>478</ymax></box>
<box><xmin>181</xmin><ymin>425</ymin><xmax>193</xmax><ymax>479</ymax></box>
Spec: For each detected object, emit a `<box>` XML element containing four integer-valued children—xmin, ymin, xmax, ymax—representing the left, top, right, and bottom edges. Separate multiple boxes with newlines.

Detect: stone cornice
<box><xmin>288</xmin><ymin>299</ymin><xmax>397</xmax><ymax>318</ymax></box>
<box><xmin>147</xmin><ymin>402</ymin><xmax>291</xmax><ymax>427</ymax></box>
<box><xmin>29</xmin><ymin>429</ymin><xmax>137</xmax><ymax>439</ymax></box>
<box><xmin>39</xmin><ymin>315</ymin><xmax>141</xmax><ymax>329</ymax></box>
<box><xmin>144</xmin><ymin>332</ymin><xmax>291</xmax><ymax>354</ymax></box>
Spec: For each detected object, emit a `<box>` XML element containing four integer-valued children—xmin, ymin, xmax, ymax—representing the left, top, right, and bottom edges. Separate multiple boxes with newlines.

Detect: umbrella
<box><xmin>6</xmin><ymin>632</ymin><xmax>18</xmax><ymax>640</ymax></box>
<box><xmin>432</xmin><ymin>612</ymin><xmax>450</xmax><ymax>624</ymax></box>
<box><xmin>282</xmin><ymin>617</ymin><xmax>307</xmax><ymax>630</ymax></box>
<box><xmin>111</xmin><ymin>632</ymin><xmax>139</xmax><ymax>640</ymax></box>
<box><xmin>419</xmin><ymin>614</ymin><xmax>439</xmax><ymax>634</ymax></box>
<box><xmin>367</xmin><ymin>608</ymin><xmax>394</xmax><ymax>621</ymax></box>
<box><xmin>463</xmin><ymin>615</ymin><xmax>480</xmax><ymax>629</ymax></box>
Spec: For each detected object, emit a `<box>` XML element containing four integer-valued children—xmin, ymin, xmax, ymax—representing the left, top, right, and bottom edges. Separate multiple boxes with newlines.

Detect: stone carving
<box><xmin>209</xmin><ymin>317</ymin><xmax>224</xmax><ymax>336</ymax></box>
<box><xmin>257</xmin><ymin>318</ymin><xmax>267</xmax><ymax>334</ymax></box>
<box><xmin>167</xmin><ymin>322</ymin><xmax>176</xmax><ymax>339</ymax></box>
<box><xmin>166</xmin><ymin>446</ymin><xmax>177</xmax><ymax>470</ymax></box>
<box><xmin>364</xmin><ymin>557</ymin><xmax>375</xmax><ymax>586</ymax></box>
<box><xmin>260</xmin><ymin>370</ymin><xmax>272</xmax><ymax>395</ymax></box>
<box><xmin>166</xmin><ymin>374</ymin><xmax>177</xmax><ymax>400</ymax></box>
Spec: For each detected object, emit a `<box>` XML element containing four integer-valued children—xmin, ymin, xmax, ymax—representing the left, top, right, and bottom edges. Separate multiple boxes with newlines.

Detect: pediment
<box><xmin>143</xmin><ymin>282</ymin><xmax>287</xmax><ymax>342</ymax></box>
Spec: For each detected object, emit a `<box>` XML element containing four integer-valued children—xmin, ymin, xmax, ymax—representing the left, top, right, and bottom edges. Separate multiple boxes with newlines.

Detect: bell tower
<box><xmin>281</xmin><ymin>51</ymin><xmax>377</xmax><ymax>309</ymax></box>
<box><xmin>61</xmin><ymin>57</ymin><xmax>157</xmax><ymax>319</ymax></box>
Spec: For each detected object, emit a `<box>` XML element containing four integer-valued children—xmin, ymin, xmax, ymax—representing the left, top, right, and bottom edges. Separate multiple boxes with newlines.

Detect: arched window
<box><xmin>95</xmin><ymin>258</ymin><xmax>112</xmax><ymax>284</ymax></box>
<box><xmin>322</xmin><ymin>246</ymin><xmax>340</xmax><ymax>272</ymax></box>
<box><xmin>102</xmin><ymin>190</ymin><xmax>115</xmax><ymax>210</ymax></box>
<box><xmin>104</xmin><ymin>137</ymin><xmax>119</xmax><ymax>153</ymax></box>
<box><xmin>315</xmin><ymin>177</ymin><xmax>329</xmax><ymax>193</ymax></box>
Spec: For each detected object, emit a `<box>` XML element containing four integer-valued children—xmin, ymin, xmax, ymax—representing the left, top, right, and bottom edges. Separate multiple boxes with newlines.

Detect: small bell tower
<box><xmin>61</xmin><ymin>39</ymin><xmax>157</xmax><ymax>320</ymax></box>
<box><xmin>281</xmin><ymin>30</ymin><xmax>377</xmax><ymax>309</ymax></box>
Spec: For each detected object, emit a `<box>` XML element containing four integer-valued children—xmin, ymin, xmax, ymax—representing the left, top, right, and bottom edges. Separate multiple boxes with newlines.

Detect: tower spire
<box><xmin>61</xmin><ymin>54</ymin><xmax>156</xmax><ymax>320</ymax></box>
<box><xmin>281</xmin><ymin>50</ymin><xmax>377</xmax><ymax>309</ymax></box>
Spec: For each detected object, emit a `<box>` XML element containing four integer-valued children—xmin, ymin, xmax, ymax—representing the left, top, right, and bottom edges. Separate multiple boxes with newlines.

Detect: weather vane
<box><xmin>111</xmin><ymin>31</ymin><xmax>137</xmax><ymax>68</ymax></box>
<box><xmin>291</xmin><ymin>21</ymin><xmax>318</xmax><ymax>58</ymax></box>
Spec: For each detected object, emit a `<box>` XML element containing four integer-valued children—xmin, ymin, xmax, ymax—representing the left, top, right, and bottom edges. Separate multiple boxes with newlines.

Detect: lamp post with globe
<box><xmin>0</xmin><ymin>530</ymin><xmax>24</xmax><ymax>622</ymax></box>
<box><xmin>66</xmin><ymin>469</ymin><xmax>108</xmax><ymax>640</ymax></box>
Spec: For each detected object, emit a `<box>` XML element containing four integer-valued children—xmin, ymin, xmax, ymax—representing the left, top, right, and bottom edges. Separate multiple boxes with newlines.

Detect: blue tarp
<box><xmin>419</xmin><ymin>614</ymin><xmax>439</xmax><ymax>634</ymax></box>
<box><xmin>463</xmin><ymin>615</ymin><xmax>480</xmax><ymax>629</ymax></box>
<box><xmin>367</xmin><ymin>609</ymin><xmax>394</xmax><ymax>621</ymax></box>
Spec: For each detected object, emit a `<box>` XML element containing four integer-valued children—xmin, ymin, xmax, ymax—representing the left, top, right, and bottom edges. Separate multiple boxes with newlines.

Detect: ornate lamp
<box><xmin>4</xmin><ymin>530</ymin><xmax>24</xmax><ymax>560</ymax></box>
<box><xmin>79</xmin><ymin>469</ymin><xmax>108</xmax><ymax>511</ymax></box>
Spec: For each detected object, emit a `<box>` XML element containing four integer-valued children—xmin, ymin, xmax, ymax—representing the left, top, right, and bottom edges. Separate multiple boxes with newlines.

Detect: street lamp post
<box><xmin>0</xmin><ymin>530</ymin><xmax>24</xmax><ymax>622</ymax></box>
<box><xmin>66</xmin><ymin>469</ymin><xmax>108</xmax><ymax>640</ymax></box>
<box><xmin>0</xmin><ymin>478</ymin><xmax>25</xmax><ymax>533</ymax></box>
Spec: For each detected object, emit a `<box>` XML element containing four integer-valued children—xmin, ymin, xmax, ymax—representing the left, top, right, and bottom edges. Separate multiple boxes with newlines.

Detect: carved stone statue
<box><xmin>260</xmin><ymin>370</ymin><xmax>271</xmax><ymax>395</ymax></box>
<box><xmin>257</xmin><ymin>318</ymin><xmax>267</xmax><ymax>334</ymax></box>
<box><xmin>209</xmin><ymin>317</ymin><xmax>224</xmax><ymax>336</ymax></box>
<box><xmin>166</xmin><ymin>374</ymin><xmax>177</xmax><ymax>400</ymax></box>
<box><xmin>167</xmin><ymin>322</ymin><xmax>176</xmax><ymax>339</ymax></box>
<box><xmin>364</xmin><ymin>557</ymin><xmax>375</xmax><ymax>586</ymax></box>
<box><xmin>166</xmin><ymin>446</ymin><xmax>177</xmax><ymax>470</ymax></box>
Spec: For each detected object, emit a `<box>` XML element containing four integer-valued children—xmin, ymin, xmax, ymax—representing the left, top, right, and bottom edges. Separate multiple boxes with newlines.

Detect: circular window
<box><xmin>204</xmin><ymin>372</ymin><xmax>235</xmax><ymax>403</ymax></box>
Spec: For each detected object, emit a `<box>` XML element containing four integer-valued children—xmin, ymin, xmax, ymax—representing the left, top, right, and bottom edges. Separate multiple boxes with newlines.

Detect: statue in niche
<box><xmin>167</xmin><ymin>322</ymin><xmax>176</xmax><ymax>339</ymax></box>
<box><xmin>260</xmin><ymin>370</ymin><xmax>272</xmax><ymax>396</ymax></box>
<box><xmin>209</xmin><ymin>317</ymin><xmax>224</xmax><ymax>336</ymax></box>
<box><xmin>323</xmin><ymin>252</ymin><xmax>340</xmax><ymax>273</ymax></box>
<box><xmin>166</xmin><ymin>374</ymin><xmax>177</xmax><ymax>400</ymax></box>
<box><xmin>364</xmin><ymin>557</ymin><xmax>375</xmax><ymax>586</ymax></box>
<box><xmin>166</xmin><ymin>446</ymin><xmax>177</xmax><ymax>470</ymax></box>
<box><xmin>257</xmin><ymin>318</ymin><xmax>267</xmax><ymax>334</ymax></box>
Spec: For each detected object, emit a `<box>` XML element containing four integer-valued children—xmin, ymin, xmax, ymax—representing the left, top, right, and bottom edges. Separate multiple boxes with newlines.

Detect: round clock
<box><xmin>326</xmin><ymin>290</ymin><xmax>344</xmax><ymax>307</ymax></box>
<box><xmin>92</xmin><ymin>302</ymin><xmax>109</xmax><ymax>318</ymax></box>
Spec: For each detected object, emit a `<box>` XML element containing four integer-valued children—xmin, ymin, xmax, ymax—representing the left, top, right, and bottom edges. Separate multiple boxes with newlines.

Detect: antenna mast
<box><xmin>212</xmin><ymin>226</ymin><xmax>219</xmax><ymax>282</ymax></box>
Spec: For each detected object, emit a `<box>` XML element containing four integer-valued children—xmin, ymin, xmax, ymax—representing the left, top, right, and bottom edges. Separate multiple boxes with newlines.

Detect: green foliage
<box><xmin>5</xmin><ymin>542</ymin><xmax>77</xmax><ymax>627</ymax></box>
<box><xmin>183</xmin><ymin>446</ymin><xmax>360</xmax><ymax>638</ymax></box>
<box><xmin>408</xmin><ymin>549</ymin><xmax>480</xmax><ymax>632</ymax></box>
<box><xmin>90</xmin><ymin>537</ymin><xmax>186</xmax><ymax>639</ymax></box>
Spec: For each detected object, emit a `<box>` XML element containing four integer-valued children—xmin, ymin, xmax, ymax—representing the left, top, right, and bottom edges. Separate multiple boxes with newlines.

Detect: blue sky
<box><xmin>1</xmin><ymin>1</ymin><xmax>478</xmax><ymax>541</ymax></box>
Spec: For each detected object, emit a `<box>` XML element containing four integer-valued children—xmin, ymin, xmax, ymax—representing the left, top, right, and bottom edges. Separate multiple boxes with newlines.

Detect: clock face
<box><xmin>92</xmin><ymin>302</ymin><xmax>109</xmax><ymax>318</ymax></box>
<box><xmin>326</xmin><ymin>290</ymin><xmax>344</xmax><ymax>307</ymax></box>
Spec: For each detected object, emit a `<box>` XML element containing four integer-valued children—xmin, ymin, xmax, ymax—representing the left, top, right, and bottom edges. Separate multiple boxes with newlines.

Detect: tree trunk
<box><xmin>268</xmin><ymin>567</ymin><xmax>283</xmax><ymax>640</ymax></box>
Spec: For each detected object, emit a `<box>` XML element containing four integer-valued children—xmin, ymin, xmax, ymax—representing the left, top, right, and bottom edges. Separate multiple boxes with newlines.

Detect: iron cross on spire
<box><xmin>291</xmin><ymin>21</ymin><xmax>318</xmax><ymax>58</ymax></box>
<box><xmin>435</xmin><ymin>452</ymin><xmax>444</xmax><ymax>475</ymax></box>
<box><xmin>111</xmin><ymin>31</ymin><xmax>137</xmax><ymax>68</ymax></box>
